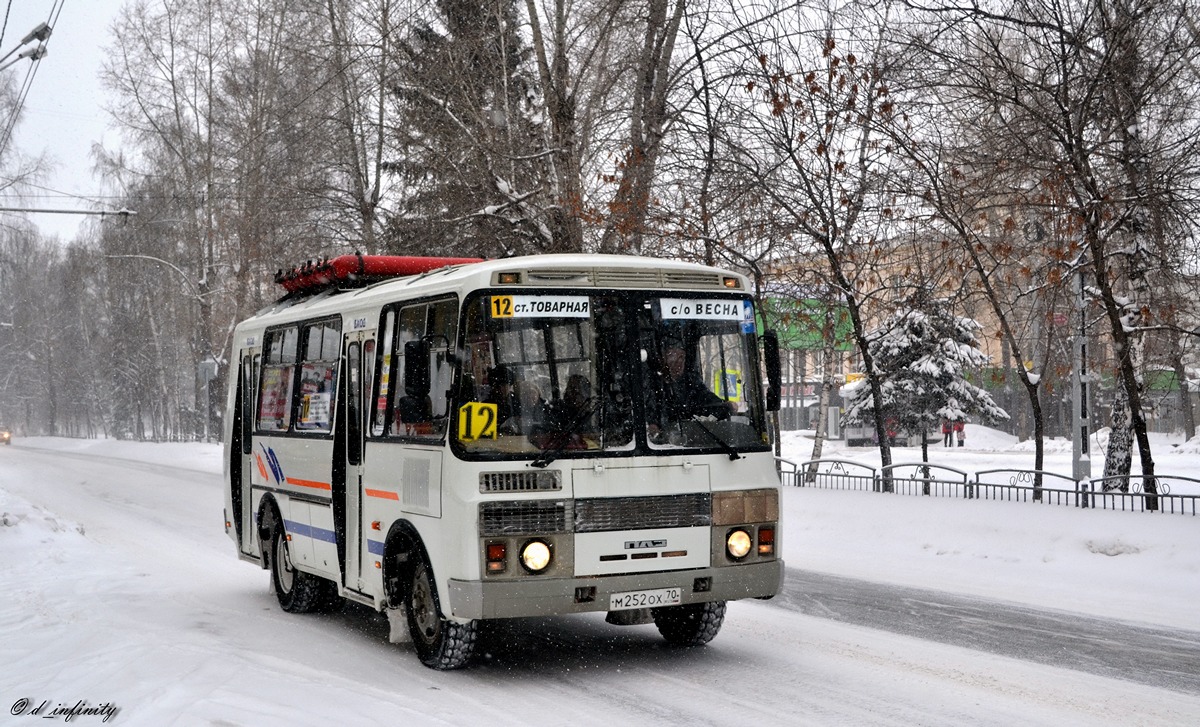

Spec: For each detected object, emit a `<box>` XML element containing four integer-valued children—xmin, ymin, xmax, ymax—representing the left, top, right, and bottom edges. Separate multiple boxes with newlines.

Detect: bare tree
<box><xmin>903</xmin><ymin>0</ymin><xmax>1200</xmax><ymax>504</ymax></box>
<box><xmin>728</xmin><ymin>6</ymin><xmax>917</xmax><ymax>474</ymax></box>
<box><xmin>321</xmin><ymin>0</ymin><xmax>396</xmax><ymax>249</ymax></box>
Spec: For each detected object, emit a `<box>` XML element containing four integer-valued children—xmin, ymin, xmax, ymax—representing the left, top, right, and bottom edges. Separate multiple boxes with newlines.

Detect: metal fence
<box><xmin>777</xmin><ymin>458</ymin><xmax>1200</xmax><ymax>516</ymax></box>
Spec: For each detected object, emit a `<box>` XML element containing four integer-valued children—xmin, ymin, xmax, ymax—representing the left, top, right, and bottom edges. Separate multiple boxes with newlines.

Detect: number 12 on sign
<box><xmin>458</xmin><ymin>402</ymin><xmax>498</xmax><ymax>440</ymax></box>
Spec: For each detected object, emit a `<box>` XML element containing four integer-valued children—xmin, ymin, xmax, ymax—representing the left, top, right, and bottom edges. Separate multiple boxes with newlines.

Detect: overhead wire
<box><xmin>0</xmin><ymin>0</ymin><xmax>13</xmax><ymax>49</ymax></box>
<box><xmin>0</xmin><ymin>0</ymin><xmax>16</xmax><ymax>164</ymax></box>
<box><xmin>1</xmin><ymin>1</ymin><xmax>426</xmax><ymax>222</ymax></box>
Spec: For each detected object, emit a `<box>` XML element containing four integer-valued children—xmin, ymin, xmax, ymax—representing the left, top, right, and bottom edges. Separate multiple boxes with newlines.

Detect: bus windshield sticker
<box><xmin>659</xmin><ymin>298</ymin><xmax>744</xmax><ymax>321</ymax></box>
<box><xmin>490</xmin><ymin>295</ymin><xmax>590</xmax><ymax>318</ymax></box>
<box><xmin>741</xmin><ymin>299</ymin><xmax>756</xmax><ymax>333</ymax></box>
<box><xmin>458</xmin><ymin>402</ymin><xmax>498</xmax><ymax>440</ymax></box>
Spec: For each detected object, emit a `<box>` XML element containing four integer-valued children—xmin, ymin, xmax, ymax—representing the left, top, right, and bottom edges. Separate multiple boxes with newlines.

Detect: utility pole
<box><xmin>1072</xmin><ymin>259</ymin><xmax>1093</xmax><ymax>489</ymax></box>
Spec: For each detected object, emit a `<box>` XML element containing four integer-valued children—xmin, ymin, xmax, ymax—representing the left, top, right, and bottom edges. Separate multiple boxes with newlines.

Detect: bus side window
<box><xmin>427</xmin><ymin>299</ymin><xmax>458</xmax><ymax>426</ymax></box>
<box><xmin>371</xmin><ymin>310</ymin><xmax>395</xmax><ymax>437</ymax></box>
<box><xmin>391</xmin><ymin>298</ymin><xmax>457</xmax><ymax>438</ymax></box>
<box><xmin>294</xmin><ymin>318</ymin><xmax>341</xmax><ymax>433</ymax></box>
<box><xmin>392</xmin><ymin>305</ymin><xmax>428</xmax><ymax>435</ymax></box>
<box><xmin>240</xmin><ymin>355</ymin><xmax>254</xmax><ymax>454</ymax></box>
<box><xmin>257</xmin><ymin>326</ymin><xmax>298</xmax><ymax>432</ymax></box>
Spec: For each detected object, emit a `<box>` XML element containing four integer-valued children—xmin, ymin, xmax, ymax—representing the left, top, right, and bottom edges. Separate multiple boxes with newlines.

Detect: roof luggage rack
<box><xmin>275</xmin><ymin>253</ymin><xmax>483</xmax><ymax>296</ymax></box>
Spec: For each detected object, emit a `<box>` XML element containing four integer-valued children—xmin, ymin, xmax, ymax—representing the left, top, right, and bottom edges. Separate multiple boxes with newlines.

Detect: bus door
<box><xmin>231</xmin><ymin>352</ymin><xmax>259</xmax><ymax>557</ymax></box>
<box><xmin>338</xmin><ymin>331</ymin><xmax>374</xmax><ymax>591</ymax></box>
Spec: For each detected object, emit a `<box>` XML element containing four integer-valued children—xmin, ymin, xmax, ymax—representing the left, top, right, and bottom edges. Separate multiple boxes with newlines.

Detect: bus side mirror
<box><xmin>763</xmin><ymin>330</ymin><xmax>781</xmax><ymax>412</ymax></box>
<box><xmin>403</xmin><ymin>339</ymin><xmax>432</xmax><ymax>397</ymax></box>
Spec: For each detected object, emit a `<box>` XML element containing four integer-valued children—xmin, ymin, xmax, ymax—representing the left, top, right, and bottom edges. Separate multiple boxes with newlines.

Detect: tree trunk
<box><xmin>1172</xmin><ymin>344</ymin><xmax>1195</xmax><ymax>440</ymax></box>
<box><xmin>807</xmin><ymin>341</ymin><xmax>838</xmax><ymax>483</ymax></box>
<box><xmin>598</xmin><ymin>0</ymin><xmax>684</xmax><ymax>253</ymax></box>
<box><xmin>1092</xmin><ymin>251</ymin><xmax>1157</xmax><ymax>509</ymax></box>
<box><xmin>1104</xmin><ymin>380</ymin><xmax>1133</xmax><ymax>490</ymax></box>
<box><xmin>524</xmin><ymin>0</ymin><xmax>585</xmax><ymax>252</ymax></box>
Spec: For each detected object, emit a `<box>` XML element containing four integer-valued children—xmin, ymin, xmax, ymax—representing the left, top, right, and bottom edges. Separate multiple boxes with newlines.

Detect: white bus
<box><xmin>223</xmin><ymin>253</ymin><xmax>784</xmax><ymax>669</ymax></box>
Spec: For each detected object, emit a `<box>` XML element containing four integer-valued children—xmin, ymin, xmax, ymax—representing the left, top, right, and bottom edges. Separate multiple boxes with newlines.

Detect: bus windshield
<box><xmin>454</xmin><ymin>291</ymin><xmax>769</xmax><ymax>459</ymax></box>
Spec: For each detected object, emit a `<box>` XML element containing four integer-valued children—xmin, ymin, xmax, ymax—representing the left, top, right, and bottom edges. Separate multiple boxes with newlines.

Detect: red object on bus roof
<box><xmin>275</xmin><ymin>254</ymin><xmax>484</xmax><ymax>295</ymax></box>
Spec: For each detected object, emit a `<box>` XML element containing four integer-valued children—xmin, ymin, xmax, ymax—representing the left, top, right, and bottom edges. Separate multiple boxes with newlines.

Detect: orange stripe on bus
<box><xmin>366</xmin><ymin>489</ymin><xmax>399</xmax><ymax>500</ymax></box>
<box><xmin>285</xmin><ymin>477</ymin><xmax>332</xmax><ymax>491</ymax></box>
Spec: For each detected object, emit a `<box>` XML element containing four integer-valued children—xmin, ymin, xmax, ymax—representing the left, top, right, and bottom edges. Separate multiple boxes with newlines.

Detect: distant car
<box><xmin>0</xmin><ymin>428</ymin><xmax>10</xmax><ymax>445</ymax></box>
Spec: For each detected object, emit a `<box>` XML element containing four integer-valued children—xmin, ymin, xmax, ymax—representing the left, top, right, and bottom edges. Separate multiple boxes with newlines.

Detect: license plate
<box><xmin>609</xmin><ymin>587</ymin><xmax>682</xmax><ymax>611</ymax></box>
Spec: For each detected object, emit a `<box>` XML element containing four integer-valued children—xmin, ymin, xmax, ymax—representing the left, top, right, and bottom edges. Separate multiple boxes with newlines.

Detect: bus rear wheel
<box><xmin>406</xmin><ymin>558</ymin><xmax>477</xmax><ymax>670</ymax></box>
<box><xmin>270</xmin><ymin>527</ymin><xmax>328</xmax><ymax>614</ymax></box>
<box><xmin>652</xmin><ymin>600</ymin><xmax>726</xmax><ymax>646</ymax></box>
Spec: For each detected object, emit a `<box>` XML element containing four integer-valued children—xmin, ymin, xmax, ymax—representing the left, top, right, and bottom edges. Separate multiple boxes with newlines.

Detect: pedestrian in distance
<box><xmin>954</xmin><ymin>419</ymin><xmax>965</xmax><ymax>447</ymax></box>
<box><xmin>941</xmin><ymin>419</ymin><xmax>953</xmax><ymax>447</ymax></box>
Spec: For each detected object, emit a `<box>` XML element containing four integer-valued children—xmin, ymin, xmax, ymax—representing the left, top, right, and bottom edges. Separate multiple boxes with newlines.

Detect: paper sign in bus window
<box><xmin>491</xmin><ymin>295</ymin><xmax>590</xmax><ymax>318</ymax></box>
<box><xmin>659</xmin><ymin>298</ymin><xmax>744</xmax><ymax>320</ymax></box>
<box><xmin>714</xmin><ymin>369</ymin><xmax>742</xmax><ymax>402</ymax></box>
<box><xmin>458</xmin><ymin>402</ymin><xmax>498</xmax><ymax>440</ymax></box>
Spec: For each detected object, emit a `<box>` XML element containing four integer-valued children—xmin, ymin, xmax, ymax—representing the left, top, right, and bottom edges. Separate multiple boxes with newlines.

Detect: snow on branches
<box><xmin>844</xmin><ymin>306</ymin><xmax>1009</xmax><ymax>437</ymax></box>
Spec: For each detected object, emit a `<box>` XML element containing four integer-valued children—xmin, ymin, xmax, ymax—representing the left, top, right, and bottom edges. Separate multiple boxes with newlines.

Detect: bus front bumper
<box><xmin>447</xmin><ymin>559</ymin><xmax>783</xmax><ymax>620</ymax></box>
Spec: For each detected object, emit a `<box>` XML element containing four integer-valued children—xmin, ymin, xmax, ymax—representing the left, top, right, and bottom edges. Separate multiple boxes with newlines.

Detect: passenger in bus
<box><xmin>653</xmin><ymin>338</ymin><xmax>735</xmax><ymax>427</ymax></box>
<box><xmin>562</xmin><ymin>374</ymin><xmax>592</xmax><ymax>422</ymax></box>
<box><xmin>486</xmin><ymin>365</ymin><xmax>521</xmax><ymax>424</ymax></box>
<box><xmin>505</xmin><ymin>380</ymin><xmax>548</xmax><ymax>435</ymax></box>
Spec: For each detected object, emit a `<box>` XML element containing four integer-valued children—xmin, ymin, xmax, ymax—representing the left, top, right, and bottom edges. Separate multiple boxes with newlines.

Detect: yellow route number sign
<box><xmin>490</xmin><ymin>296</ymin><xmax>515</xmax><ymax>318</ymax></box>
<box><xmin>458</xmin><ymin>402</ymin><xmax>499</xmax><ymax>440</ymax></box>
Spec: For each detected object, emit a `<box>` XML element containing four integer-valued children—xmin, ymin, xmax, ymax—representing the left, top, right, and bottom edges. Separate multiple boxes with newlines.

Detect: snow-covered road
<box><xmin>779</xmin><ymin>568</ymin><xmax>1200</xmax><ymax>695</ymax></box>
<box><xmin>2</xmin><ymin>439</ymin><xmax>1199</xmax><ymax>726</ymax></box>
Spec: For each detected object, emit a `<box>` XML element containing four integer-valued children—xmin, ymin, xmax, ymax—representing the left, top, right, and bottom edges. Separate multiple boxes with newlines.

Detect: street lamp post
<box><xmin>0</xmin><ymin>22</ymin><xmax>52</xmax><ymax>72</ymax></box>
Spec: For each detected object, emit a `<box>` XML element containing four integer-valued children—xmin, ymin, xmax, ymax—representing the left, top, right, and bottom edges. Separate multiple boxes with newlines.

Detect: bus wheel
<box><xmin>271</xmin><ymin>527</ymin><xmax>326</xmax><ymax>614</ymax></box>
<box><xmin>406</xmin><ymin>558</ymin><xmax>476</xmax><ymax>670</ymax></box>
<box><xmin>652</xmin><ymin>600</ymin><xmax>726</xmax><ymax>646</ymax></box>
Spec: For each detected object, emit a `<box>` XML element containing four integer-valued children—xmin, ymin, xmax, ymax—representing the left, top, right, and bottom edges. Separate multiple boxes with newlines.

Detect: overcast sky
<box><xmin>3</xmin><ymin>1</ymin><xmax>118</xmax><ymax>242</ymax></box>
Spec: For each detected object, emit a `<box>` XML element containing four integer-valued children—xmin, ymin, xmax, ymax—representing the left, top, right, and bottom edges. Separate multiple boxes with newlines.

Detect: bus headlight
<box><xmin>726</xmin><ymin>529</ymin><xmax>752</xmax><ymax>560</ymax></box>
<box><xmin>520</xmin><ymin>540</ymin><xmax>552</xmax><ymax>573</ymax></box>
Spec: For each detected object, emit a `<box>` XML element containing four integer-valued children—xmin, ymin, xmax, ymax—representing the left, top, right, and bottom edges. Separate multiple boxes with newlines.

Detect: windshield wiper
<box><xmin>685</xmin><ymin>415</ymin><xmax>742</xmax><ymax>461</ymax></box>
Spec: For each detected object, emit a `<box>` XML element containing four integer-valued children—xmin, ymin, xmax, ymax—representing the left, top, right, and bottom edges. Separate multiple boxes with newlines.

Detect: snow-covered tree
<box><xmin>844</xmin><ymin>302</ymin><xmax>1009</xmax><ymax>462</ymax></box>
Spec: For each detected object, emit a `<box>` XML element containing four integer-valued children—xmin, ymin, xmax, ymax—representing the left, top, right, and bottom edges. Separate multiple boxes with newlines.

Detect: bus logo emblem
<box><xmin>625</xmin><ymin>540</ymin><xmax>666</xmax><ymax>550</ymax></box>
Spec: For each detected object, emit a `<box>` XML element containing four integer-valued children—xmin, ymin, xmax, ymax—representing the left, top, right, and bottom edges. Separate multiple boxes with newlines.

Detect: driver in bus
<box><xmin>650</xmin><ymin>337</ymin><xmax>735</xmax><ymax>437</ymax></box>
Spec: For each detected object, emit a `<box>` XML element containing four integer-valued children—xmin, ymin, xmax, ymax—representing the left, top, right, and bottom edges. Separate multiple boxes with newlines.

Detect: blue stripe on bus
<box><xmin>367</xmin><ymin>539</ymin><xmax>385</xmax><ymax>556</ymax></box>
<box><xmin>282</xmin><ymin>519</ymin><xmax>338</xmax><ymax>544</ymax></box>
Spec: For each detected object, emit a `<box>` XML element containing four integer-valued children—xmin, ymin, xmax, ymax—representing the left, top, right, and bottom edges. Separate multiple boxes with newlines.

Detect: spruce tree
<box><xmin>845</xmin><ymin>297</ymin><xmax>1008</xmax><ymax>462</ymax></box>
<box><xmin>389</xmin><ymin>0</ymin><xmax>550</xmax><ymax>257</ymax></box>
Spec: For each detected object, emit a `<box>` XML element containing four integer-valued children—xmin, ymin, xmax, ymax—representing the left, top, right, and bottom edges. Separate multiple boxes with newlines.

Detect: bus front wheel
<box><xmin>652</xmin><ymin>600</ymin><xmax>726</xmax><ymax>646</ymax></box>
<box><xmin>270</xmin><ymin>527</ymin><xmax>327</xmax><ymax>614</ymax></box>
<box><xmin>407</xmin><ymin>558</ymin><xmax>477</xmax><ymax>670</ymax></box>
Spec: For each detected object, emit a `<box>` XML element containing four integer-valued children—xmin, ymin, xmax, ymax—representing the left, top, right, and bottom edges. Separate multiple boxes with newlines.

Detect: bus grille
<box><xmin>663</xmin><ymin>271</ymin><xmax>725</xmax><ymax>288</ymax></box>
<box><xmin>479</xmin><ymin>470</ymin><xmax>561</xmax><ymax>493</ymax></box>
<box><xmin>479</xmin><ymin>500</ymin><xmax>570</xmax><ymax>536</ymax></box>
<box><xmin>593</xmin><ymin>269</ymin><xmax>662</xmax><ymax>287</ymax></box>
<box><xmin>524</xmin><ymin>267</ymin><xmax>730</xmax><ymax>290</ymax></box>
<box><xmin>574</xmin><ymin>493</ymin><xmax>712</xmax><ymax>533</ymax></box>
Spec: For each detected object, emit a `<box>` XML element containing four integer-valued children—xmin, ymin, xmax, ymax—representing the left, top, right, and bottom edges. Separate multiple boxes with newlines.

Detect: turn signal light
<box><xmin>757</xmin><ymin>525</ymin><xmax>775</xmax><ymax>556</ymax></box>
<box><xmin>486</xmin><ymin>542</ymin><xmax>507</xmax><ymax>573</ymax></box>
